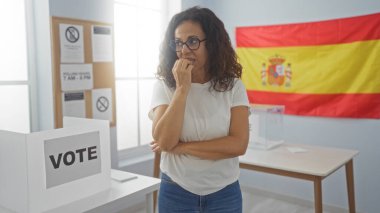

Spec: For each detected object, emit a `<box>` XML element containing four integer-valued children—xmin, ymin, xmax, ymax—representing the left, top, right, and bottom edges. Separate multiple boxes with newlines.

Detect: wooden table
<box><xmin>0</xmin><ymin>170</ymin><xmax>160</xmax><ymax>213</ymax></box>
<box><xmin>239</xmin><ymin>143</ymin><xmax>358</xmax><ymax>213</ymax></box>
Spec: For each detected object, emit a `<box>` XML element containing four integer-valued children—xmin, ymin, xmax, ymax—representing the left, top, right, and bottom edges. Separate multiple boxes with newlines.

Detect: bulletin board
<box><xmin>50</xmin><ymin>17</ymin><xmax>116</xmax><ymax>128</ymax></box>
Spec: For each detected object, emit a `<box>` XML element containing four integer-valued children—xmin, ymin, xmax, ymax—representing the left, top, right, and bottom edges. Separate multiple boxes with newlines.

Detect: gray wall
<box><xmin>182</xmin><ymin>1</ymin><xmax>380</xmax><ymax>212</ymax></box>
<box><xmin>49</xmin><ymin>0</ymin><xmax>113</xmax><ymax>23</ymax></box>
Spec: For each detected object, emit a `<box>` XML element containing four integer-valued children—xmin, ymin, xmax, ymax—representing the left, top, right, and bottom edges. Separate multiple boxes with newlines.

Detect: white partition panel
<box><xmin>0</xmin><ymin>117</ymin><xmax>111</xmax><ymax>213</ymax></box>
<box><xmin>0</xmin><ymin>130</ymin><xmax>28</xmax><ymax>213</ymax></box>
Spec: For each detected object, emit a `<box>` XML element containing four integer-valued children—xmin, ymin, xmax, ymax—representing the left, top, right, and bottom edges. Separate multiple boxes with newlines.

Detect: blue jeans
<box><xmin>159</xmin><ymin>173</ymin><xmax>242</xmax><ymax>213</ymax></box>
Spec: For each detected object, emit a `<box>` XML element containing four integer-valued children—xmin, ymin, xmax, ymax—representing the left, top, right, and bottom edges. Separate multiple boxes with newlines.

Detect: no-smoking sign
<box><xmin>92</xmin><ymin>89</ymin><xmax>113</xmax><ymax>122</ymax></box>
<box><xmin>96</xmin><ymin>96</ymin><xmax>109</xmax><ymax>112</ymax></box>
<box><xmin>65</xmin><ymin>26</ymin><xmax>80</xmax><ymax>43</ymax></box>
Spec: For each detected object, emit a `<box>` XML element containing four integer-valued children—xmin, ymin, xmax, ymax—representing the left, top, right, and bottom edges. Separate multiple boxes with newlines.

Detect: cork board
<box><xmin>51</xmin><ymin>16</ymin><xmax>116</xmax><ymax>128</ymax></box>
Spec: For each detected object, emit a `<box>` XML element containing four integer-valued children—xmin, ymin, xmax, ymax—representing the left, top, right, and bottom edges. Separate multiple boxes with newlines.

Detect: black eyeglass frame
<box><xmin>169</xmin><ymin>37</ymin><xmax>207</xmax><ymax>52</ymax></box>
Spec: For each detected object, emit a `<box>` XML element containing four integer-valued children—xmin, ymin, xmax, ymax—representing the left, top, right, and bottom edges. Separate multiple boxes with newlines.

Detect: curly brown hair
<box><xmin>156</xmin><ymin>6</ymin><xmax>242</xmax><ymax>92</ymax></box>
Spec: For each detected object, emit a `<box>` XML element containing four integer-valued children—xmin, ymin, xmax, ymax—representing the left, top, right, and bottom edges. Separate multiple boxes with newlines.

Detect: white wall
<box><xmin>182</xmin><ymin>1</ymin><xmax>380</xmax><ymax>212</ymax></box>
<box><xmin>30</xmin><ymin>0</ymin><xmax>54</xmax><ymax>131</ymax></box>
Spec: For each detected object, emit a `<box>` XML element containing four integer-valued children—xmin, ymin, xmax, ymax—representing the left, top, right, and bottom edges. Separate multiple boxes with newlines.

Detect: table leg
<box><xmin>146</xmin><ymin>193</ymin><xmax>154</xmax><ymax>213</ymax></box>
<box><xmin>346</xmin><ymin>160</ymin><xmax>356</xmax><ymax>213</ymax></box>
<box><xmin>153</xmin><ymin>152</ymin><xmax>161</xmax><ymax>213</ymax></box>
<box><xmin>313</xmin><ymin>177</ymin><xmax>323</xmax><ymax>213</ymax></box>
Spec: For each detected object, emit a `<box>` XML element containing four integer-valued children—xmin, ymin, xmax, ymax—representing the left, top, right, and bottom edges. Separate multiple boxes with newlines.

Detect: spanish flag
<box><xmin>237</xmin><ymin>13</ymin><xmax>380</xmax><ymax>118</ymax></box>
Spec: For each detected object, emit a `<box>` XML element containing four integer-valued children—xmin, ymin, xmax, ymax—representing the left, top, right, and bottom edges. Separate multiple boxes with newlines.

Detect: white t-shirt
<box><xmin>149</xmin><ymin>78</ymin><xmax>250</xmax><ymax>195</ymax></box>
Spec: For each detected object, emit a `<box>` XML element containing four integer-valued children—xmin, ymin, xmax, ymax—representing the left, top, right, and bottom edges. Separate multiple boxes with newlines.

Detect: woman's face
<box><xmin>174</xmin><ymin>20</ymin><xmax>208</xmax><ymax>78</ymax></box>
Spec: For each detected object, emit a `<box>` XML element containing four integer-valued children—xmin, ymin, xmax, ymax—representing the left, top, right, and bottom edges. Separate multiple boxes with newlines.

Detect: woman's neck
<box><xmin>191</xmin><ymin>69</ymin><xmax>210</xmax><ymax>84</ymax></box>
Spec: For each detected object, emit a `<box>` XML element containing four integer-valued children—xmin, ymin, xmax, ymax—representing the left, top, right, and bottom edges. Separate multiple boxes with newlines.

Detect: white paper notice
<box><xmin>60</xmin><ymin>64</ymin><xmax>93</xmax><ymax>91</ymax></box>
<box><xmin>92</xmin><ymin>88</ymin><xmax>113</xmax><ymax>122</ymax></box>
<box><xmin>92</xmin><ymin>25</ymin><xmax>113</xmax><ymax>62</ymax></box>
<box><xmin>59</xmin><ymin>24</ymin><xmax>84</xmax><ymax>63</ymax></box>
<box><xmin>111</xmin><ymin>170</ymin><xmax>137</xmax><ymax>182</ymax></box>
<box><xmin>287</xmin><ymin>147</ymin><xmax>308</xmax><ymax>153</ymax></box>
<box><xmin>62</xmin><ymin>92</ymin><xmax>86</xmax><ymax>118</ymax></box>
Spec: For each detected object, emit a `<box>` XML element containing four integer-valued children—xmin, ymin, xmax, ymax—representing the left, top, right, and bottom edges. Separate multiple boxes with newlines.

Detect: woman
<box><xmin>149</xmin><ymin>6</ymin><xmax>250</xmax><ymax>213</ymax></box>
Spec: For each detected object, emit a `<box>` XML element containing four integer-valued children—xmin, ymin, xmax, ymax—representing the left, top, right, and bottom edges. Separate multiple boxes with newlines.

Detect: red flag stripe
<box><xmin>236</xmin><ymin>13</ymin><xmax>380</xmax><ymax>48</ymax></box>
<box><xmin>247</xmin><ymin>90</ymin><xmax>380</xmax><ymax>118</ymax></box>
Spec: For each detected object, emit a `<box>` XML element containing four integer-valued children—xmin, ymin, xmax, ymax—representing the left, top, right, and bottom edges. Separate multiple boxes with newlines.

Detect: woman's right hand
<box><xmin>151</xmin><ymin>59</ymin><xmax>192</xmax><ymax>151</ymax></box>
<box><xmin>172</xmin><ymin>59</ymin><xmax>193</xmax><ymax>93</ymax></box>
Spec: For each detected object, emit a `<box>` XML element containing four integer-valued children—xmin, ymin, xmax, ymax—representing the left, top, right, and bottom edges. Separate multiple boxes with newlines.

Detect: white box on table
<box><xmin>248</xmin><ymin>104</ymin><xmax>285</xmax><ymax>150</ymax></box>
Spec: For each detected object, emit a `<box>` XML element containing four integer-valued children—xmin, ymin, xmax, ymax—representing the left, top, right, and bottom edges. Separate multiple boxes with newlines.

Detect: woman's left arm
<box><xmin>171</xmin><ymin>105</ymin><xmax>249</xmax><ymax>160</ymax></box>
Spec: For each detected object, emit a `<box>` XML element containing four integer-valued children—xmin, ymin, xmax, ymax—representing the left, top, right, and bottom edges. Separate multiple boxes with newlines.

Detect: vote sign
<box><xmin>44</xmin><ymin>131</ymin><xmax>101</xmax><ymax>188</ymax></box>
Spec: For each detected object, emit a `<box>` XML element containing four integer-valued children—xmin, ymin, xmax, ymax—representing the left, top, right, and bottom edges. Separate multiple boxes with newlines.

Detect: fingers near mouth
<box><xmin>185</xmin><ymin>59</ymin><xmax>195</xmax><ymax>69</ymax></box>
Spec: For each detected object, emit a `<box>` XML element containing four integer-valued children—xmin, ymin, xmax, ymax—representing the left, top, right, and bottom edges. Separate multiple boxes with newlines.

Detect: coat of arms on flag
<box><xmin>261</xmin><ymin>55</ymin><xmax>292</xmax><ymax>88</ymax></box>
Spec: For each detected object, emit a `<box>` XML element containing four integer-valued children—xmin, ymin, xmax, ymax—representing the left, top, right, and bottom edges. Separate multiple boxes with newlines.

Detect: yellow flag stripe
<box><xmin>238</xmin><ymin>39</ymin><xmax>380</xmax><ymax>94</ymax></box>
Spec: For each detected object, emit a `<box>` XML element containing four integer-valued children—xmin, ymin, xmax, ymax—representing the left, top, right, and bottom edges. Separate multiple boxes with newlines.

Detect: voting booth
<box><xmin>0</xmin><ymin>117</ymin><xmax>111</xmax><ymax>213</ymax></box>
<box><xmin>248</xmin><ymin>104</ymin><xmax>285</xmax><ymax>150</ymax></box>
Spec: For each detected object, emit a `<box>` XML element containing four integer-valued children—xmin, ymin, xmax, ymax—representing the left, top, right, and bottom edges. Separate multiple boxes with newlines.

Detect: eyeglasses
<box><xmin>169</xmin><ymin>37</ymin><xmax>207</xmax><ymax>52</ymax></box>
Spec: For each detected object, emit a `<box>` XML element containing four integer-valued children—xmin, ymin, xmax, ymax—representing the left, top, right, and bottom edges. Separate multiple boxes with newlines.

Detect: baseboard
<box><xmin>241</xmin><ymin>184</ymin><xmax>363</xmax><ymax>213</ymax></box>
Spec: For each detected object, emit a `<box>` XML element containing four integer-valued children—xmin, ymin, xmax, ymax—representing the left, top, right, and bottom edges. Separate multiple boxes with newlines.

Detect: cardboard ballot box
<box><xmin>248</xmin><ymin>104</ymin><xmax>285</xmax><ymax>150</ymax></box>
<box><xmin>0</xmin><ymin>117</ymin><xmax>110</xmax><ymax>213</ymax></box>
